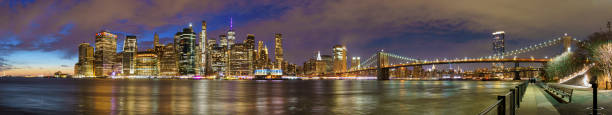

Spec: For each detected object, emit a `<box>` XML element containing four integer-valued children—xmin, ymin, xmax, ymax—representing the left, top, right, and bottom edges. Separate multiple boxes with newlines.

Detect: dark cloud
<box><xmin>1</xmin><ymin>0</ymin><xmax>612</xmax><ymax>65</ymax></box>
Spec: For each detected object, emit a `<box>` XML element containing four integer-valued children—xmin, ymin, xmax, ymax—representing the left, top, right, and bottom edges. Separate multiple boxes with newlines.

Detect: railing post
<box><xmin>498</xmin><ymin>95</ymin><xmax>506</xmax><ymax>115</ymax></box>
<box><xmin>514</xmin><ymin>86</ymin><xmax>519</xmax><ymax>108</ymax></box>
<box><xmin>509</xmin><ymin>89</ymin><xmax>516</xmax><ymax>115</ymax></box>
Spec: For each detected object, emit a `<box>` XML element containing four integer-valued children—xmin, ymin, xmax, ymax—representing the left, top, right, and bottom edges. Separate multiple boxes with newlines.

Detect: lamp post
<box><xmin>591</xmin><ymin>74</ymin><xmax>599</xmax><ymax>115</ymax></box>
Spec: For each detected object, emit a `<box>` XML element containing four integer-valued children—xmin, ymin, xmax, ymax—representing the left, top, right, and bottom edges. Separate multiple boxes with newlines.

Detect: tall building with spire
<box><xmin>154</xmin><ymin>32</ymin><xmax>160</xmax><ymax>47</ymax></box>
<box><xmin>94</xmin><ymin>31</ymin><xmax>118</xmax><ymax>77</ymax></box>
<box><xmin>227</xmin><ymin>17</ymin><xmax>236</xmax><ymax>47</ymax></box>
<box><xmin>200</xmin><ymin>20</ymin><xmax>207</xmax><ymax>75</ymax></box>
<box><xmin>274</xmin><ymin>33</ymin><xmax>283</xmax><ymax>69</ymax></box>
<box><xmin>256</xmin><ymin>41</ymin><xmax>268</xmax><ymax>69</ymax></box>
<box><xmin>122</xmin><ymin>35</ymin><xmax>138</xmax><ymax>75</ymax></box>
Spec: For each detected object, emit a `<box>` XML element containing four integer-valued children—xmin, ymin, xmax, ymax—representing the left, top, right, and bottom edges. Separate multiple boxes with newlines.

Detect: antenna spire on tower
<box><xmin>230</xmin><ymin>17</ymin><xmax>233</xmax><ymax>30</ymax></box>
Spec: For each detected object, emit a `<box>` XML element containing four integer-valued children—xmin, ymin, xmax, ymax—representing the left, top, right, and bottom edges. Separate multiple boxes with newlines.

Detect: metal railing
<box><xmin>478</xmin><ymin>81</ymin><xmax>528</xmax><ymax>115</ymax></box>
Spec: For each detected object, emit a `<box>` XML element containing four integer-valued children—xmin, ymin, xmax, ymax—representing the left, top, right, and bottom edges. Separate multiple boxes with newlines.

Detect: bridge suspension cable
<box><xmin>383</xmin><ymin>52</ymin><xmax>421</xmax><ymax>62</ymax></box>
<box><xmin>357</xmin><ymin>53</ymin><xmax>378</xmax><ymax>69</ymax></box>
<box><xmin>479</xmin><ymin>37</ymin><xmax>581</xmax><ymax>59</ymax></box>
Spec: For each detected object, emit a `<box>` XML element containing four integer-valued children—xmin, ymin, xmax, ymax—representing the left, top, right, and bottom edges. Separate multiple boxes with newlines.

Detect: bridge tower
<box><xmin>513</xmin><ymin>62</ymin><xmax>520</xmax><ymax>80</ymax></box>
<box><xmin>562</xmin><ymin>33</ymin><xmax>572</xmax><ymax>52</ymax></box>
<box><xmin>377</xmin><ymin>51</ymin><xmax>390</xmax><ymax>80</ymax></box>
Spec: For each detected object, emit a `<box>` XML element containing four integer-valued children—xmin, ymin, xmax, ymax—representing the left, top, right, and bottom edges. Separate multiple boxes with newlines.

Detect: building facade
<box><xmin>122</xmin><ymin>35</ymin><xmax>137</xmax><ymax>75</ymax></box>
<box><xmin>274</xmin><ymin>33</ymin><xmax>283</xmax><ymax>69</ymax></box>
<box><xmin>332</xmin><ymin>45</ymin><xmax>347</xmax><ymax>73</ymax></box>
<box><xmin>177</xmin><ymin>26</ymin><xmax>197</xmax><ymax>76</ymax></box>
<box><xmin>135</xmin><ymin>51</ymin><xmax>159</xmax><ymax>76</ymax></box>
<box><xmin>94</xmin><ymin>31</ymin><xmax>117</xmax><ymax>77</ymax></box>
<box><xmin>350</xmin><ymin>57</ymin><xmax>360</xmax><ymax>70</ymax></box>
<box><xmin>75</xmin><ymin>43</ymin><xmax>94</xmax><ymax>77</ymax></box>
<box><xmin>159</xmin><ymin>43</ymin><xmax>178</xmax><ymax>76</ymax></box>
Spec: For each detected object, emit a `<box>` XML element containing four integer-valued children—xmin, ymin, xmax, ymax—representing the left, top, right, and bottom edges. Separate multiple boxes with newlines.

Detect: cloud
<box><xmin>2</xmin><ymin>0</ymin><xmax>612</xmax><ymax>66</ymax></box>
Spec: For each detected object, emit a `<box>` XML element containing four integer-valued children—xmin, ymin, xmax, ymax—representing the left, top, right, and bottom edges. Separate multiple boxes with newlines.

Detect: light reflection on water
<box><xmin>0</xmin><ymin>78</ymin><xmax>518</xmax><ymax>115</ymax></box>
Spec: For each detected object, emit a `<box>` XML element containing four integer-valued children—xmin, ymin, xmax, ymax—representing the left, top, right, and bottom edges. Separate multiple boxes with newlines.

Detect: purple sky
<box><xmin>1</xmin><ymin>0</ymin><xmax>612</xmax><ymax>76</ymax></box>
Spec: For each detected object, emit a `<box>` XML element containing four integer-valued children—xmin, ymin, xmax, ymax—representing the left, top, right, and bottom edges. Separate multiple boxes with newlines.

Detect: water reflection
<box><xmin>0</xmin><ymin>78</ymin><xmax>519</xmax><ymax>115</ymax></box>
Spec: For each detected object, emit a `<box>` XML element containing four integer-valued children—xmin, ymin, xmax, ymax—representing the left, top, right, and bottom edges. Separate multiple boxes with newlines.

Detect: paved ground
<box><xmin>550</xmin><ymin>83</ymin><xmax>612</xmax><ymax>115</ymax></box>
<box><xmin>516</xmin><ymin>83</ymin><xmax>560</xmax><ymax>115</ymax></box>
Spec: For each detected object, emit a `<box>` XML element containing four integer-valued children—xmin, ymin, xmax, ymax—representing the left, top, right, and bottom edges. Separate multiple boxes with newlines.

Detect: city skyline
<box><xmin>2</xmin><ymin>0</ymin><xmax>612</xmax><ymax>76</ymax></box>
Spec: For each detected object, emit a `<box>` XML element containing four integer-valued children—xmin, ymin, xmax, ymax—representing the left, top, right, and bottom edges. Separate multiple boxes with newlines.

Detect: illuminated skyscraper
<box><xmin>75</xmin><ymin>43</ymin><xmax>94</xmax><ymax>77</ymax></box>
<box><xmin>177</xmin><ymin>25</ymin><xmax>197</xmax><ymax>76</ymax></box>
<box><xmin>135</xmin><ymin>51</ymin><xmax>159</xmax><ymax>76</ymax></box>
<box><xmin>256</xmin><ymin>41</ymin><xmax>268</xmax><ymax>69</ymax></box>
<box><xmin>245</xmin><ymin>34</ymin><xmax>255</xmax><ymax>74</ymax></box>
<box><xmin>274</xmin><ymin>33</ymin><xmax>283</xmax><ymax>69</ymax></box>
<box><xmin>351</xmin><ymin>57</ymin><xmax>361</xmax><ymax>70</ymax></box>
<box><xmin>227</xmin><ymin>17</ymin><xmax>236</xmax><ymax>47</ymax></box>
<box><xmin>220</xmin><ymin>35</ymin><xmax>228</xmax><ymax>48</ymax></box>
<box><xmin>210</xmin><ymin>45</ymin><xmax>228</xmax><ymax>76</ymax></box>
<box><xmin>492</xmin><ymin>31</ymin><xmax>505</xmax><ymax>58</ymax></box>
<box><xmin>321</xmin><ymin>54</ymin><xmax>333</xmax><ymax>74</ymax></box>
<box><xmin>259</xmin><ymin>44</ymin><xmax>270</xmax><ymax>69</ymax></box>
<box><xmin>332</xmin><ymin>45</ymin><xmax>347</xmax><ymax>73</ymax></box>
<box><xmin>94</xmin><ymin>31</ymin><xmax>118</xmax><ymax>77</ymax></box>
<box><xmin>199</xmin><ymin>20</ymin><xmax>208</xmax><ymax>75</ymax></box>
<box><xmin>159</xmin><ymin>43</ymin><xmax>178</xmax><ymax>76</ymax></box>
<box><xmin>229</xmin><ymin>43</ymin><xmax>250</xmax><ymax>76</ymax></box>
<box><xmin>154</xmin><ymin>32</ymin><xmax>160</xmax><ymax>47</ymax></box>
<box><xmin>122</xmin><ymin>35</ymin><xmax>137</xmax><ymax>75</ymax></box>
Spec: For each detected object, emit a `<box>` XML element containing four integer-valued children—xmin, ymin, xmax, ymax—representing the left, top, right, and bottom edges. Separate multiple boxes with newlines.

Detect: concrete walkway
<box><xmin>516</xmin><ymin>83</ymin><xmax>560</xmax><ymax>115</ymax></box>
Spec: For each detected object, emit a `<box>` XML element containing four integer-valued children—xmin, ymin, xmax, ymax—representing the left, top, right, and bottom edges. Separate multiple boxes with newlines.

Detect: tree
<box><xmin>593</xmin><ymin>42</ymin><xmax>612</xmax><ymax>85</ymax></box>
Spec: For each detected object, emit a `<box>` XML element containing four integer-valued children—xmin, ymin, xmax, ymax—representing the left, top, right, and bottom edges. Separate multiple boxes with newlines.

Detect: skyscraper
<box><xmin>260</xmin><ymin>44</ymin><xmax>270</xmax><ymax>69</ymax></box>
<box><xmin>256</xmin><ymin>40</ymin><xmax>268</xmax><ymax>69</ymax></box>
<box><xmin>351</xmin><ymin>57</ymin><xmax>361</xmax><ymax>70</ymax></box>
<box><xmin>245</xmin><ymin>34</ymin><xmax>255</xmax><ymax>75</ymax></box>
<box><xmin>200</xmin><ymin>20</ymin><xmax>207</xmax><ymax>75</ymax></box>
<box><xmin>332</xmin><ymin>45</ymin><xmax>347</xmax><ymax>73</ymax></box>
<box><xmin>492</xmin><ymin>31</ymin><xmax>505</xmax><ymax>58</ymax></box>
<box><xmin>177</xmin><ymin>25</ymin><xmax>197</xmax><ymax>76</ymax></box>
<box><xmin>159</xmin><ymin>43</ymin><xmax>178</xmax><ymax>76</ymax></box>
<box><xmin>210</xmin><ymin>45</ymin><xmax>228</xmax><ymax>76</ymax></box>
<box><xmin>94</xmin><ymin>31</ymin><xmax>118</xmax><ymax>77</ymax></box>
<box><xmin>154</xmin><ymin>32</ymin><xmax>160</xmax><ymax>47</ymax></box>
<box><xmin>75</xmin><ymin>43</ymin><xmax>94</xmax><ymax>77</ymax></box>
<box><xmin>227</xmin><ymin>17</ymin><xmax>236</xmax><ymax>47</ymax></box>
<box><xmin>274</xmin><ymin>33</ymin><xmax>283</xmax><ymax>69</ymax></box>
<box><xmin>122</xmin><ymin>35</ymin><xmax>137</xmax><ymax>75</ymax></box>
<box><xmin>135</xmin><ymin>51</ymin><xmax>159</xmax><ymax>76</ymax></box>
<box><xmin>229</xmin><ymin>43</ymin><xmax>250</xmax><ymax>76</ymax></box>
<box><xmin>220</xmin><ymin>35</ymin><xmax>228</xmax><ymax>48</ymax></box>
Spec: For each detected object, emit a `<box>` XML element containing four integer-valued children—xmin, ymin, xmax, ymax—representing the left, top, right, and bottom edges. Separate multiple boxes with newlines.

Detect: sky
<box><xmin>1</xmin><ymin>0</ymin><xmax>612</xmax><ymax>76</ymax></box>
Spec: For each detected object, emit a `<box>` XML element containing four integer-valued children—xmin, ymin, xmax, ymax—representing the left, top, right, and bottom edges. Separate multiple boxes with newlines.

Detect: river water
<box><xmin>0</xmin><ymin>78</ymin><xmax>519</xmax><ymax>115</ymax></box>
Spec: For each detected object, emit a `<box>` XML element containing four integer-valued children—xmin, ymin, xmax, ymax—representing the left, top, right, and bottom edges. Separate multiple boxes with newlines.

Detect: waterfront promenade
<box><xmin>548</xmin><ymin>83</ymin><xmax>612</xmax><ymax>115</ymax></box>
<box><xmin>516</xmin><ymin>83</ymin><xmax>559</xmax><ymax>115</ymax></box>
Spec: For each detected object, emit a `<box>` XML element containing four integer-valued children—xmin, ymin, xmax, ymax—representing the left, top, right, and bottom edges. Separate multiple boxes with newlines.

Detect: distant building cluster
<box><xmin>296</xmin><ymin>45</ymin><xmax>351</xmax><ymax>76</ymax></box>
<box><xmin>74</xmin><ymin>19</ymin><xmax>297</xmax><ymax>78</ymax></box>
